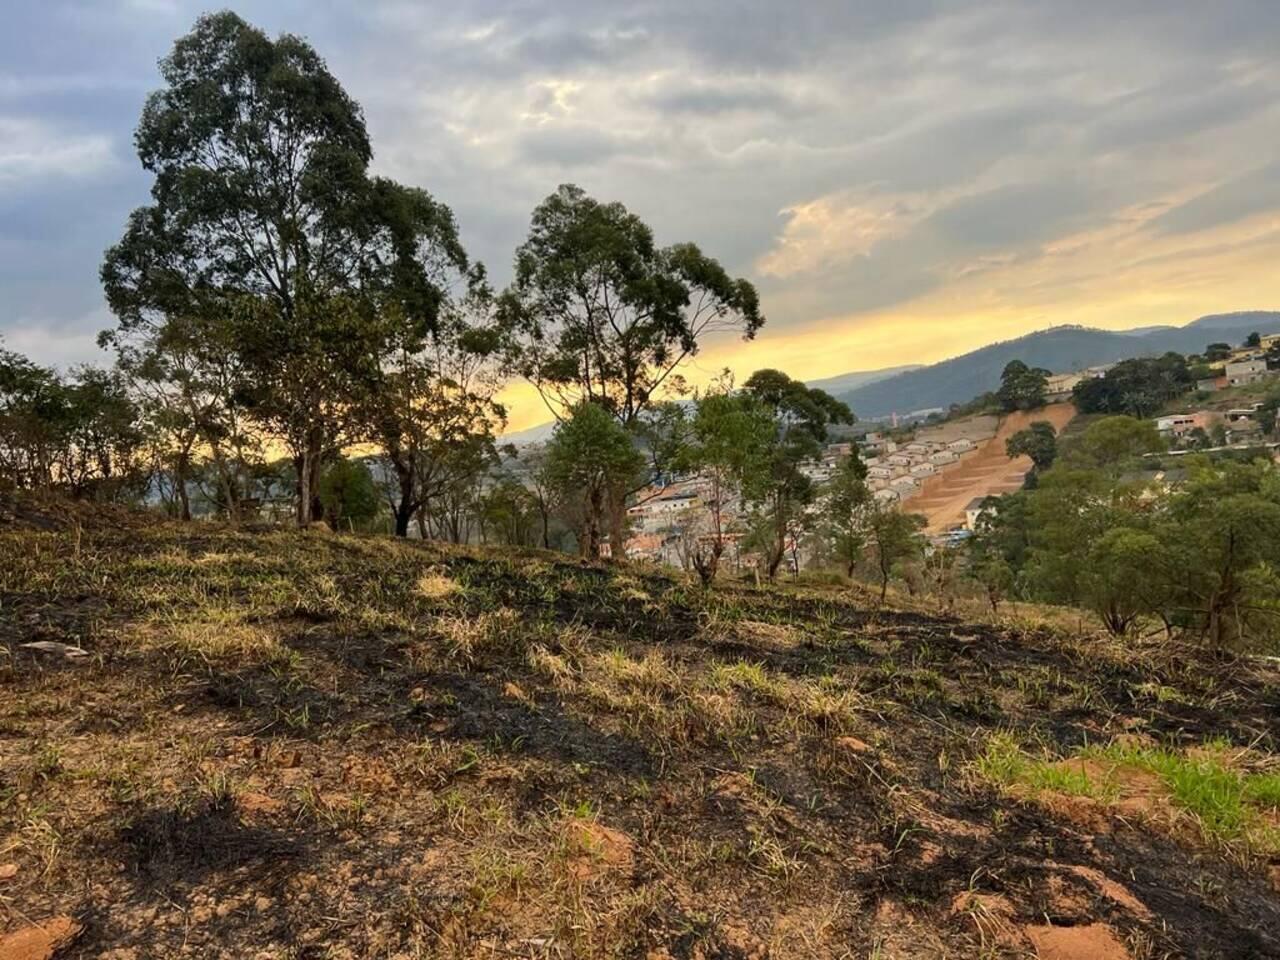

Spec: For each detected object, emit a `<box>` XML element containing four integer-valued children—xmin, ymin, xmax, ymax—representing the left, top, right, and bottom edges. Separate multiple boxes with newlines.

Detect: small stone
<box><xmin>0</xmin><ymin>862</ymin><xmax>18</xmax><ymax>881</ymax></box>
<box><xmin>0</xmin><ymin>916</ymin><xmax>82</xmax><ymax>960</ymax></box>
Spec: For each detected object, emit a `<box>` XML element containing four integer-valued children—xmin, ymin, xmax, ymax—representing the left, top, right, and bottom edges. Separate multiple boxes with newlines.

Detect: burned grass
<box><xmin>2</xmin><ymin>525</ymin><xmax>1280</xmax><ymax>957</ymax></box>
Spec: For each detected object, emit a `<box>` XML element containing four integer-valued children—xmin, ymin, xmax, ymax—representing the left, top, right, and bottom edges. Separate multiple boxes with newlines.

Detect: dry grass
<box><xmin>1</xmin><ymin>522</ymin><xmax>1279</xmax><ymax>958</ymax></box>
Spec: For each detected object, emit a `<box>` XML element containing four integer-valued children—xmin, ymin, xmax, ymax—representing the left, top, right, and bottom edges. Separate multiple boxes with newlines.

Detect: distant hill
<box><xmin>804</xmin><ymin>364</ymin><xmax>922</xmax><ymax>396</ymax></box>
<box><xmin>836</xmin><ymin>312</ymin><xmax>1280</xmax><ymax>419</ymax></box>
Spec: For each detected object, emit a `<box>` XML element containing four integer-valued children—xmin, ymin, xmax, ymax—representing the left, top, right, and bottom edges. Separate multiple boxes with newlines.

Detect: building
<box><xmin>929</xmin><ymin>450</ymin><xmax>959</xmax><ymax>466</ymax></box>
<box><xmin>947</xmin><ymin>438</ymin><xmax>976</xmax><ymax>453</ymax></box>
<box><xmin>964</xmin><ymin>497</ymin><xmax>990</xmax><ymax>531</ymax></box>
<box><xmin>1045</xmin><ymin>372</ymin><xmax>1085</xmax><ymax>402</ymax></box>
<box><xmin>1197</xmin><ymin>376</ymin><xmax>1228</xmax><ymax>393</ymax></box>
<box><xmin>873</xmin><ymin>488</ymin><xmax>900</xmax><ymax>504</ymax></box>
<box><xmin>890</xmin><ymin>476</ymin><xmax>919</xmax><ymax>494</ymax></box>
<box><xmin>909</xmin><ymin>463</ymin><xmax>936</xmax><ymax>478</ymax></box>
<box><xmin>1225</xmin><ymin>358</ymin><xmax>1269</xmax><ymax>386</ymax></box>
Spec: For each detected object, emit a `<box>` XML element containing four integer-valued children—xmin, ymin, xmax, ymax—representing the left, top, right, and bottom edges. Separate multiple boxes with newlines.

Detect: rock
<box><xmin>0</xmin><ymin>916</ymin><xmax>83</xmax><ymax>960</ymax></box>
<box><xmin>0</xmin><ymin>862</ymin><xmax>18</xmax><ymax>880</ymax></box>
<box><xmin>19</xmin><ymin>641</ymin><xmax>89</xmax><ymax>660</ymax></box>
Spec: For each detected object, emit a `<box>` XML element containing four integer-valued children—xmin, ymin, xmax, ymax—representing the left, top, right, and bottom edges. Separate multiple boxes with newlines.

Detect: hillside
<box><xmin>838</xmin><ymin>311</ymin><xmax>1280</xmax><ymax>418</ymax></box>
<box><xmin>4</xmin><ymin>523</ymin><xmax>1280</xmax><ymax>958</ymax></box>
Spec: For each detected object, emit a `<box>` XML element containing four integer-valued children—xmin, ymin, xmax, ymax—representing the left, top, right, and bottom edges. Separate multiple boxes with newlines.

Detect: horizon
<box><xmin>5</xmin><ymin>2</ymin><xmax>1280</xmax><ymax>431</ymax></box>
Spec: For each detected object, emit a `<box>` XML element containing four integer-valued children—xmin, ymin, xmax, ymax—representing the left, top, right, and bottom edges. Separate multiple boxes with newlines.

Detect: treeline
<box><xmin>970</xmin><ymin>415</ymin><xmax>1280</xmax><ymax>650</ymax></box>
<box><xmin>1</xmin><ymin>13</ymin><xmax>766</xmax><ymax>551</ymax></box>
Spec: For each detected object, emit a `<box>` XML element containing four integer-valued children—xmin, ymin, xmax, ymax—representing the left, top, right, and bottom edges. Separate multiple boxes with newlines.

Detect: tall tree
<box><xmin>997</xmin><ymin>360</ymin><xmax>1050</xmax><ymax>412</ymax></box>
<box><xmin>668</xmin><ymin>380</ymin><xmax>775</xmax><ymax>585</ymax></box>
<box><xmin>543</xmin><ymin>403</ymin><xmax>645</xmax><ymax>560</ymax></box>
<box><xmin>500</xmin><ymin>184</ymin><xmax>764</xmax><ymax>550</ymax></box>
<box><xmin>820</xmin><ymin>451</ymin><xmax>872</xmax><ymax>578</ymax></box>
<box><xmin>101</xmin><ymin>12</ymin><xmax>468</xmax><ymax>525</ymax></box>
<box><xmin>1005</xmin><ymin>420</ymin><xmax>1058</xmax><ymax>472</ymax></box>
<box><xmin>740</xmin><ymin>369</ymin><xmax>854</xmax><ymax>579</ymax></box>
<box><xmin>865</xmin><ymin>501</ymin><xmax>927</xmax><ymax>602</ymax></box>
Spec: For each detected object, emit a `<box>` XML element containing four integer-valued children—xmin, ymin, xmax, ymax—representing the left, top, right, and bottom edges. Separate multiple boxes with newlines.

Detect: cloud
<box><xmin>0</xmin><ymin>116</ymin><xmax>116</xmax><ymax>187</ymax></box>
<box><xmin>1150</xmin><ymin>163</ymin><xmax>1280</xmax><ymax>236</ymax></box>
<box><xmin>1</xmin><ymin>0</ymin><xmax>1279</xmax><ymax>410</ymax></box>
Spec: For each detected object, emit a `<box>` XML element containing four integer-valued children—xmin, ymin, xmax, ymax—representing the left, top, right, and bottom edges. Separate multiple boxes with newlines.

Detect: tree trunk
<box><xmin>392</xmin><ymin>459</ymin><xmax>415</xmax><ymax>538</ymax></box>
<box><xmin>175</xmin><ymin>450</ymin><xmax>192</xmax><ymax>523</ymax></box>
<box><xmin>607</xmin><ymin>483</ymin><xmax>628</xmax><ymax>562</ymax></box>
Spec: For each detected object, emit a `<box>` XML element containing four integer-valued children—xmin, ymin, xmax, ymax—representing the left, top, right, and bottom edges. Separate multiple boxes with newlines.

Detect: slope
<box><xmin>3</xmin><ymin>523</ymin><xmax>1279</xmax><ymax>958</ymax></box>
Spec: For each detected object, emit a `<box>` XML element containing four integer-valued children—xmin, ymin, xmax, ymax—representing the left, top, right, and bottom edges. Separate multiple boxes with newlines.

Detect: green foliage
<box><xmin>0</xmin><ymin>347</ymin><xmax>144</xmax><ymax>500</ymax></box>
<box><xmin>318</xmin><ymin>458</ymin><xmax>380</xmax><ymax>531</ymax></box>
<box><xmin>865</xmin><ymin>501</ymin><xmax>926</xmax><ymax>601</ymax></box>
<box><xmin>1071</xmin><ymin>353</ymin><xmax>1192</xmax><ymax>418</ymax></box>
<box><xmin>1004</xmin><ymin>420</ymin><xmax>1057</xmax><ymax>471</ymax></box>
<box><xmin>668</xmin><ymin>383</ymin><xmax>776</xmax><ymax>584</ymax></box>
<box><xmin>500</xmin><ymin>184</ymin><xmax>764</xmax><ymax>429</ymax></box>
<box><xmin>741</xmin><ymin>369</ymin><xmax>854</xmax><ymax>579</ymax></box>
<box><xmin>819</xmin><ymin>453</ymin><xmax>872</xmax><ymax>577</ymax></box>
<box><xmin>996</xmin><ymin>360</ymin><xmax>1049</xmax><ymax>412</ymax></box>
<box><xmin>1057</xmin><ymin>415</ymin><xmax>1164</xmax><ymax>474</ymax></box>
<box><xmin>544</xmin><ymin>403</ymin><xmax>645</xmax><ymax>559</ymax></box>
<box><xmin>1205</xmin><ymin>342</ymin><xmax>1233</xmax><ymax>362</ymax></box>
<box><xmin>101</xmin><ymin>12</ymin><xmax>478</xmax><ymax>525</ymax></box>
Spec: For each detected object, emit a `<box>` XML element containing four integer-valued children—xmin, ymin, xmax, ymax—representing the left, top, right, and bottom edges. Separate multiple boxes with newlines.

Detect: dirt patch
<box><xmin>1059</xmin><ymin>863</ymin><xmax>1153</xmax><ymax>921</ymax></box>
<box><xmin>0</xmin><ymin>916</ymin><xmax>82</xmax><ymax>960</ymax></box>
<box><xmin>1024</xmin><ymin>922</ymin><xmax>1130</xmax><ymax>960</ymax></box>
<box><xmin>906</xmin><ymin>402</ymin><xmax>1076</xmax><ymax>531</ymax></box>
<box><xmin>565</xmin><ymin>821</ymin><xmax>634</xmax><ymax>880</ymax></box>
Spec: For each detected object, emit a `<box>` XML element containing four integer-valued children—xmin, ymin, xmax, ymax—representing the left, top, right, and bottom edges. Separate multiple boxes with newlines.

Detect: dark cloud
<box><xmin>3</xmin><ymin>0</ymin><xmax>1280</xmax><ymax>369</ymax></box>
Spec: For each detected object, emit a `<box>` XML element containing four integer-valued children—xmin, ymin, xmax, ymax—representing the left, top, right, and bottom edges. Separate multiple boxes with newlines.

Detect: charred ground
<box><xmin>2</xmin><ymin>523</ymin><xmax>1279</xmax><ymax>958</ymax></box>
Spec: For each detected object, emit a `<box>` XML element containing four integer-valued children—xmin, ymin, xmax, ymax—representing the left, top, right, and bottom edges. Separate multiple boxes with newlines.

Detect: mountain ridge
<box><xmin>835</xmin><ymin>311</ymin><xmax>1280</xmax><ymax>418</ymax></box>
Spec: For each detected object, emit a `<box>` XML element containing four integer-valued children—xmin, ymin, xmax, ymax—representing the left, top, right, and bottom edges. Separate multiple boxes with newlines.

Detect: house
<box><xmin>910</xmin><ymin>463</ymin><xmax>936</xmax><ymax>478</ymax></box>
<box><xmin>867</xmin><ymin>465</ymin><xmax>896</xmax><ymax>480</ymax></box>
<box><xmin>1225</xmin><ymin>358</ymin><xmax>1269</xmax><ymax>386</ymax></box>
<box><xmin>1045</xmin><ymin>372</ymin><xmax>1084</xmax><ymax>402</ymax></box>
<box><xmin>873</xmin><ymin>487</ymin><xmax>900</xmax><ymax>504</ymax></box>
<box><xmin>886</xmin><ymin>454</ymin><xmax>912</xmax><ymax>467</ymax></box>
<box><xmin>1155</xmin><ymin>411</ymin><xmax>1218</xmax><ymax>439</ymax></box>
<box><xmin>929</xmin><ymin>450</ymin><xmax>959</xmax><ymax>466</ymax></box>
<box><xmin>1197</xmin><ymin>376</ymin><xmax>1227</xmax><ymax>393</ymax></box>
<box><xmin>903</xmin><ymin>442</ymin><xmax>929</xmax><ymax>455</ymax></box>
<box><xmin>890</xmin><ymin>476</ymin><xmax>919</xmax><ymax>493</ymax></box>
<box><xmin>825</xmin><ymin>442</ymin><xmax>853</xmax><ymax>458</ymax></box>
<box><xmin>964</xmin><ymin>497</ymin><xmax>990</xmax><ymax>531</ymax></box>
<box><xmin>947</xmin><ymin>438</ymin><xmax>976</xmax><ymax>453</ymax></box>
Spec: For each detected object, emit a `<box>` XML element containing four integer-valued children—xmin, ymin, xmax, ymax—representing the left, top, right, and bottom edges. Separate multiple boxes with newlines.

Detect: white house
<box><xmin>890</xmin><ymin>476</ymin><xmax>919</xmax><ymax>493</ymax></box>
<box><xmin>886</xmin><ymin>454</ymin><xmax>912</xmax><ymax>467</ymax></box>
<box><xmin>910</xmin><ymin>463</ymin><xmax>936</xmax><ymax>477</ymax></box>
<box><xmin>873</xmin><ymin>488</ymin><xmax>900</xmax><ymax>504</ymax></box>
<box><xmin>947</xmin><ymin>438</ymin><xmax>976</xmax><ymax>453</ymax></box>
<box><xmin>929</xmin><ymin>450</ymin><xmax>959</xmax><ymax>466</ymax></box>
<box><xmin>964</xmin><ymin>497</ymin><xmax>990</xmax><ymax>531</ymax></box>
<box><xmin>867</xmin><ymin>465</ymin><xmax>896</xmax><ymax>480</ymax></box>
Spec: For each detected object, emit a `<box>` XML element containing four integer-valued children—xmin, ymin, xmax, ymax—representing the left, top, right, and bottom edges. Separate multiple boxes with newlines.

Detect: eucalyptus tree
<box><xmin>740</xmin><ymin>369</ymin><xmax>854</xmax><ymax>579</ymax></box>
<box><xmin>500</xmin><ymin>184</ymin><xmax>764</xmax><ymax>549</ymax></box>
<box><xmin>102</xmin><ymin>12</ymin><xmax>473</xmax><ymax>524</ymax></box>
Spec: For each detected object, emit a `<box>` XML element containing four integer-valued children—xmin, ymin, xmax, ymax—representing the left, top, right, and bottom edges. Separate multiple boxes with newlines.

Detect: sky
<box><xmin>4</xmin><ymin>1</ymin><xmax>1280</xmax><ymax>431</ymax></box>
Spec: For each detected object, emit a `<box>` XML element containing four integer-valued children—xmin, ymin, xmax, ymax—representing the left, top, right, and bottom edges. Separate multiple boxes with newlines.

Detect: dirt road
<box><xmin>906</xmin><ymin>402</ymin><xmax>1076</xmax><ymax>532</ymax></box>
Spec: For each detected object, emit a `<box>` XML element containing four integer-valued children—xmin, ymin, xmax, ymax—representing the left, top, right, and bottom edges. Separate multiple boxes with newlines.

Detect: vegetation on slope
<box><xmin>3</xmin><ymin>522</ymin><xmax>1280</xmax><ymax>957</ymax></box>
